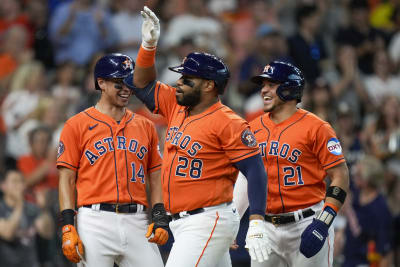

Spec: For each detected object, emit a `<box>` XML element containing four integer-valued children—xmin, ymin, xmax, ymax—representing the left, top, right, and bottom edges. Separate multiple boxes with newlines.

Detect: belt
<box><xmin>171</xmin><ymin>208</ymin><xmax>205</xmax><ymax>220</ymax></box>
<box><xmin>265</xmin><ymin>209</ymin><xmax>315</xmax><ymax>226</ymax></box>
<box><xmin>83</xmin><ymin>203</ymin><xmax>146</xmax><ymax>213</ymax></box>
<box><xmin>171</xmin><ymin>202</ymin><xmax>233</xmax><ymax>220</ymax></box>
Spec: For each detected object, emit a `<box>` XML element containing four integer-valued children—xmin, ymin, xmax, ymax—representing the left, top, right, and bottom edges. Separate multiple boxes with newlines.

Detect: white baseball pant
<box><xmin>252</xmin><ymin>202</ymin><xmax>335</xmax><ymax>267</ymax></box>
<box><xmin>76</xmin><ymin>206</ymin><xmax>164</xmax><ymax>267</ymax></box>
<box><xmin>166</xmin><ymin>202</ymin><xmax>240</xmax><ymax>267</ymax></box>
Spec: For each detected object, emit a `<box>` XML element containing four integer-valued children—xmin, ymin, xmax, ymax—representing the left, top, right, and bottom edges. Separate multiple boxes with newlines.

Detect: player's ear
<box><xmin>203</xmin><ymin>80</ymin><xmax>215</xmax><ymax>93</ymax></box>
<box><xmin>97</xmin><ymin>78</ymin><xmax>107</xmax><ymax>90</ymax></box>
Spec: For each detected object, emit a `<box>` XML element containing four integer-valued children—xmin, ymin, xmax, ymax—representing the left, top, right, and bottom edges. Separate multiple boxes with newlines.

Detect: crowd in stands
<box><xmin>0</xmin><ymin>0</ymin><xmax>399</xmax><ymax>266</ymax></box>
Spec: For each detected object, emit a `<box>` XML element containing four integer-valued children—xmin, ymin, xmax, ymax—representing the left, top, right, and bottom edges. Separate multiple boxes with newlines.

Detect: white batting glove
<box><xmin>141</xmin><ymin>6</ymin><xmax>160</xmax><ymax>49</ymax></box>
<box><xmin>245</xmin><ymin>219</ymin><xmax>271</xmax><ymax>263</ymax></box>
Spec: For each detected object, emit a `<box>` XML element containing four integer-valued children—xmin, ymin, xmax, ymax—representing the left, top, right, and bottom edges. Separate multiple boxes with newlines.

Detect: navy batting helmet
<box><xmin>168</xmin><ymin>52</ymin><xmax>230</xmax><ymax>94</ymax></box>
<box><xmin>94</xmin><ymin>53</ymin><xmax>134</xmax><ymax>90</ymax></box>
<box><xmin>251</xmin><ymin>61</ymin><xmax>305</xmax><ymax>102</ymax></box>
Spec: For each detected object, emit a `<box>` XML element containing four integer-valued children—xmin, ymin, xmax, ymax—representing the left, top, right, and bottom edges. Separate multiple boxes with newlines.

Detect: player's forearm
<box><xmin>326</xmin><ymin>162</ymin><xmax>350</xmax><ymax>211</ymax></box>
<box><xmin>58</xmin><ymin>168</ymin><xmax>77</xmax><ymax>211</ymax></box>
<box><xmin>148</xmin><ymin>170</ymin><xmax>163</xmax><ymax>205</ymax></box>
<box><xmin>134</xmin><ymin>46</ymin><xmax>157</xmax><ymax>88</ymax></box>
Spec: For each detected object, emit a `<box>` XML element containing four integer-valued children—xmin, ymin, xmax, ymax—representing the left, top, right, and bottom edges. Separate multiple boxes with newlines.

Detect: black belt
<box><xmin>171</xmin><ymin>201</ymin><xmax>233</xmax><ymax>220</ymax></box>
<box><xmin>171</xmin><ymin>208</ymin><xmax>205</xmax><ymax>220</ymax></box>
<box><xmin>83</xmin><ymin>203</ymin><xmax>146</xmax><ymax>213</ymax></box>
<box><xmin>265</xmin><ymin>209</ymin><xmax>315</xmax><ymax>226</ymax></box>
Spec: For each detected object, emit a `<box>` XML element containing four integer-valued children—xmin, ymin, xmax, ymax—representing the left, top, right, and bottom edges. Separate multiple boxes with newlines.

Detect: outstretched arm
<box><xmin>134</xmin><ymin>6</ymin><xmax>160</xmax><ymax>88</ymax></box>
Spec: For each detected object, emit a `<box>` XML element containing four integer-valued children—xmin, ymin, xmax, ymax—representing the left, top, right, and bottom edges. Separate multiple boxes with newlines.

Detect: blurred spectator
<box><xmin>363</xmin><ymin>96</ymin><xmax>400</xmax><ymax>162</ymax></box>
<box><xmin>238</xmin><ymin>24</ymin><xmax>289</xmax><ymax>98</ymax></box>
<box><xmin>288</xmin><ymin>3</ymin><xmax>328</xmax><ymax>84</ymax></box>
<box><xmin>26</xmin><ymin>0</ymin><xmax>55</xmax><ymax>69</ymax></box>
<box><xmin>305</xmin><ymin>77</ymin><xmax>335</xmax><ymax>123</ymax></box>
<box><xmin>335</xmin><ymin>102</ymin><xmax>365</xmax><ymax>168</ymax></box>
<box><xmin>111</xmin><ymin>0</ymin><xmax>144</xmax><ymax>59</ymax></box>
<box><xmin>17</xmin><ymin>126</ymin><xmax>58</xmax><ymax>204</ymax></box>
<box><xmin>159</xmin><ymin>37</ymin><xmax>198</xmax><ymax>85</ymax></box>
<box><xmin>49</xmin><ymin>0</ymin><xmax>118</xmax><ymax>66</ymax></box>
<box><xmin>1</xmin><ymin>61</ymin><xmax>47</xmax><ymax>159</ymax></box>
<box><xmin>326</xmin><ymin>45</ymin><xmax>371</xmax><ymax>125</ymax></box>
<box><xmin>75</xmin><ymin>54</ymin><xmax>102</xmax><ymax>113</ymax></box>
<box><xmin>342</xmin><ymin>156</ymin><xmax>393</xmax><ymax>267</ymax></box>
<box><xmin>50</xmin><ymin>61</ymin><xmax>81</xmax><ymax>118</ymax></box>
<box><xmin>388</xmin><ymin>6</ymin><xmax>400</xmax><ymax>72</ymax></box>
<box><xmin>162</xmin><ymin>0</ymin><xmax>226</xmax><ymax>56</ymax></box>
<box><xmin>0</xmin><ymin>0</ymin><xmax>34</xmax><ymax>47</ymax></box>
<box><xmin>335</xmin><ymin>0</ymin><xmax>387</xmax><ymax>74</ymax></box>
<box><xmin>0</xmin><ymin>169</ymin><xmax>54</xmax><ymax>267</ymax></box>
<box><xmin>237</xmin><ymin>25</ymin><xmax>290</xmax><ymax>121</ymax></box>
<box><xmin>0</xmin><ymin>25</ymin><xmax>31</xmax><ymax>90</ymax></box>
<box><xmin>364</xmin><ymin>49</ymin><xmax>400</xmax><ymax>107</ymax></box>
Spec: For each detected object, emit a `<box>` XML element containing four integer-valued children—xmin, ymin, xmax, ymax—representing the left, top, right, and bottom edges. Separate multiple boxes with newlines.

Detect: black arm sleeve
<box><xmin>124</xmin><ymin>77</ymin><xmax>157</xmax><ymax>112</ymax></box>
<box><xmin>235</xmin><ymin>154</ymin><xmax>267</xmax><ymax>216</ymax></box>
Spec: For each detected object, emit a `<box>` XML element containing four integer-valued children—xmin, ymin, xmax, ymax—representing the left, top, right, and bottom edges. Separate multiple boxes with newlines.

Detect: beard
<box><xmin>176</xmin><ymin>85</ymin><xmax>202</xmax><ymax>107</ymax></box>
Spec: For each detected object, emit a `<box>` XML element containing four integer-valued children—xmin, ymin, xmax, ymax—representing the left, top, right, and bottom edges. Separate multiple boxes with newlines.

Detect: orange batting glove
<box><xmin>62</xmin><ymin>225</ymin><xmax>84</xmax><ymax>263</ymax></box>
<box><xmin>146</xmin><ymin>222</ymin><xmax>169</xmax><ymax>245</ymax></box>
<box><xmin>145</xmin><ymin>203</ymin><xmax>170</xmax><ymax>245</ymax></box>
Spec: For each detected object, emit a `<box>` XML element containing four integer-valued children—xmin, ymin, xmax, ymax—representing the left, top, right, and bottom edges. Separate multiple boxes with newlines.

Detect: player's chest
<box><xmin>253</xmin><ymin>127</ymin><xmax>310</xmax><ymax>163</ymax></box>
<box><xmin>81</xmin><ymin>125</ymin><xmax>151</xmax><ymax>162</ymax></box>
<box><xmin>165</xmin><ymin>112</ymin><xmax>216</xmax><ymax>157</ymax></box>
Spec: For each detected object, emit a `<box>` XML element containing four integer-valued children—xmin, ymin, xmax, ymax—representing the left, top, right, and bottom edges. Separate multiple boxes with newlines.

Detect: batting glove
<box><xmin>146</xmin><ymin>203</ymin><xmax>170</xmax><ymax>245</ymax></box>
<box><xmin>300</xmin><ymin>206</ymin><xmax>336</xmax><ymax>258</ymax></box>
<box><xmin>245</xmin><ymin>219</ymin><xmax>271</xmax><ymax>262</ymax></box>
<box><xmin>62</xmin><ymin>224</ymin><xmax>84</xmax><ymax>263</ymax></box>
<box><xmin>141</xmin><ymin>6</ymin><xmax>160</xmax><ymax>49</ymax></box>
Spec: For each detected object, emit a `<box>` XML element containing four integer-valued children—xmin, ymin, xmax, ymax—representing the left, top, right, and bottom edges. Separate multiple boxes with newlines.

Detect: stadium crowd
<box><xmin>0</xmin><ymin>0</ymin><xmax>399</xmax><ymax>266</ymax></box>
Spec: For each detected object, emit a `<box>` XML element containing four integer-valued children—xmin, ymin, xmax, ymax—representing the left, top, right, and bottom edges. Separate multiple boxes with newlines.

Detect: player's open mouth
<box><xmin>118</xmin><ymin>94</ymin><xmax>130</xmax><ymax>99</ymax></box>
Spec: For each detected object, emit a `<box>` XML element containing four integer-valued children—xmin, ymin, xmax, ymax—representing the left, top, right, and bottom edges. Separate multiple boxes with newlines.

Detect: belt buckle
<box><xmin>179</xmin><ymin>211</ymin><xmax>189</xmax><ymax>218</ymax></box>
<box><xmin>115</xmin><ymin>204</ymin><xmax>119</xmax><ymax>213</ymax></box>
<box><xmin>271</xmin><ymin>216</ymin><xmax>280</xmax><ymax>226</ymax></box>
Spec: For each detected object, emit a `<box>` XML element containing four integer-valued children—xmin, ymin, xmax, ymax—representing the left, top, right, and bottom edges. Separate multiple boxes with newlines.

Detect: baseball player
<box><xmin>57</xmin><ymin>53</ymin><xmax>169</xmax><ymax>267</ymax></box>
<box><xmin>233</xmin><ymin>61</ymin><xmax>350</xmax><ymax>267</ymax></box>
<box><xmin>123</xmin><ymin>7</ymin><xmax>270</xmax><ymax>267</ymax></box>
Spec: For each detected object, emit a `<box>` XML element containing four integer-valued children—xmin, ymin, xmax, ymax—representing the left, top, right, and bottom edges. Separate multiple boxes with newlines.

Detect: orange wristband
<box><xmin>136</xmin><ymin>45</ymin><xmax>156</xmax><ymax>68</ymax></box>
<box><xmin>323</xmin><ymin>202</ymin><xmax>339</xmax><ymax>213</ymax></box>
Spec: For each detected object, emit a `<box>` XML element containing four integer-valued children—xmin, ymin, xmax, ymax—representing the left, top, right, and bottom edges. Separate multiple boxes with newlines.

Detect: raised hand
<box><xmin>140</xmin><ymin>6</ymin><xmax>160</xmax><ymax>49</ymax></box>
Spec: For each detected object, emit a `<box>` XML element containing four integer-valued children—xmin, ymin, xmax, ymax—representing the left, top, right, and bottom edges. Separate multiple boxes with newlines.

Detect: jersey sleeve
<box><xmin>313</xmin><ymin>122</ymin><xmax>346</xmax><ymax>170</ymax></box>
<box><xmin>56</xmin><ymin>121</ymin><xmax>81</xmax><ymax>171</ymax></box>
<box><xmin>147</xmin><ymin>122</ymin><xmax>162</xmax><ymax>173</ymax></box>
<box><xmin>153</xmin><ymin>81</ymin><xmax>177</xmax><ymax>121</ymax></box>
<box><xmin>219</xmin><ymin>119</ymin><xmax>260</xmax><ymax>163</ymax></box>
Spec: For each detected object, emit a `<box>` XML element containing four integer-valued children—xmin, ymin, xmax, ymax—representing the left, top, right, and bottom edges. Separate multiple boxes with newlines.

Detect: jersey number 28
<box><xmin>175</xmin><ymin>156</ymin><xmax>203</xmax><ymax>179</ymax></box>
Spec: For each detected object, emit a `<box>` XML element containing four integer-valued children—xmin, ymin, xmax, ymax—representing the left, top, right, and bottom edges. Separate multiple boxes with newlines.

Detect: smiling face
<box><xmin>98</xmin><ymin>77</ymin><xmax>132</xmax><ymax>107</ymax></box>
<box><xmin>260</xmin><ymin>79</ymin><xmax>285</xmax><ymax>113</ymax></box>
<box><xmin>175</xmin><ymin>75</ymin><xmax>204</xmax><ymax>107</ymax></box>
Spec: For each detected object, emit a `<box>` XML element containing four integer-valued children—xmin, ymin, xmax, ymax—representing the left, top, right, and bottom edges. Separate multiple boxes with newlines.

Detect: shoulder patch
<box><xmin>57</xmin><ymin>141</ymin><xmax>65</xmax><ymax>159</ymax></box>
<box><xmin>241</xmin><ymin>129</ymin><xmax>257</xmax><ymax>147</ymax></box>
<box><xmin>327</xmin><ymin>138</ymin><xmax>342</xmax><ymax>155</ymax></box>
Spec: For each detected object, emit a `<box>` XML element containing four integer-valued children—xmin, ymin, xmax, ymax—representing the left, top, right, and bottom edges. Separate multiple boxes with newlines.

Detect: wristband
<box><xmin>136</xmin><ymin>45</ymin><xmax>156</xmax><ymax>68</ymax></box>
<box><xmin>326</xmin><ymin>186</ymin><xmax>347</xmax><ymax>203</ymax></box>
<box><xmin>61</xmin><ymin>209</ymin><xmax>75</xmax><ymax>226</ymax></box>
<box><xmin>316</xmin><ymin>205</ymin><xmax>337</xmax><ymax>227</ymax></box>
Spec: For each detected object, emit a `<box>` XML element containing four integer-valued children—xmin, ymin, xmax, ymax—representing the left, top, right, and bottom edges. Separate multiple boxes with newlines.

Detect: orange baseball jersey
<box><xmin>249</xmin><ymin>108</ymin><xmax>346</xmax><ymax>214</ymax></box>
<box><xmin>151</xmin><ymin>81</ymin><xmax>260</xmax><ymax>214</ymax></box>
<box><xmin>56</xmin><ymin>107</ymin><xmax>162</xmax><ymax>207</ymax></box>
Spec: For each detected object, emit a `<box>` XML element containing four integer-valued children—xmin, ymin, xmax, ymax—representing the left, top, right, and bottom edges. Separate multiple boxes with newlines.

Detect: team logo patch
<box><xmin>327</xmin><ymin>138</ymin><xmax>342</xmax><ymax>155</ymax></box>
<box><xmin>57</xmin><ymin>141</ymin><xmax>65</xmax><ymax>159</ymax></box>
<box><xmin>241</xmin><ymin>129</ymin><xmax>257</xmax><ymax>147</ymax></box>
<box><xmin>263</xmin><ymin>64</ymin><xmax>274</xmax><ymax>74</ymax></box>
<box><xmin>122</xmin><ymin>58</ymin><xmax>133</xmax><ymax>70</ymax></box>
